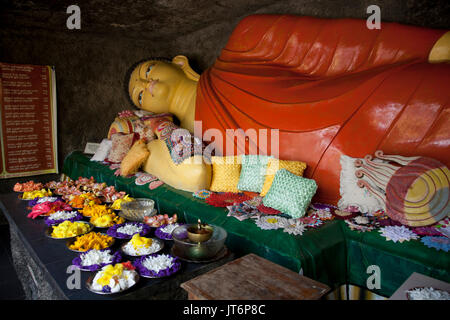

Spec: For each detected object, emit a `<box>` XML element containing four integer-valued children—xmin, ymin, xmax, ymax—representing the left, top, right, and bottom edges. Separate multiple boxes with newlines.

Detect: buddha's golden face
<box><xmin>128</xmin><ymin>60</ymin><xmax>186</xmax><ymax>113</ymax></box>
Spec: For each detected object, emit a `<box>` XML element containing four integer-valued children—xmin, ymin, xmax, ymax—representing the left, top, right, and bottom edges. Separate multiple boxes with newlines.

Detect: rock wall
<box><xmin>0</xmin><ymin>0</ymin><xmax>448</xmax><ymax>168</ymax></box>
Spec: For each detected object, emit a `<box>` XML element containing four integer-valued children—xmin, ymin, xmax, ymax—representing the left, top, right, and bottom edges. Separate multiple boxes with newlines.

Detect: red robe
<box><xmin>195</xmin><ymin>14</ymin><xmax>450</xmax><ymax>205</ymax></box>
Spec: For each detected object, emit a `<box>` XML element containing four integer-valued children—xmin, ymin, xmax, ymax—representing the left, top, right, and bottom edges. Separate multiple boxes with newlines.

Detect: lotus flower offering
<box><xmin>28</xmin><ymin>200</ymin><xmax>73</xmax><ymax>219</ymax></box>
<box><xmin>134</xmin><ymin>254</ymin><xmax>181</xmax><ymax>278</ymax></box>
<box><xmin>50</xmin><ymin>221</ymin><xmax>92</xmax><ymax>239</ymax></box>
<box><xmin>68</xmin><ymin>232</ymin><xmax>114</xmax><ymax>252</ymax></box>
<box><xmin>90</xmin><ymin>263</ymin><xmax>138</xmax><ymax>294</ymax></box>
<box><xmin>27</xmin><ymin>196</ymin><xmax>60</xmax><ymax>207</ymax></box>
<box><xmin>21</xmin><ymin>189</ymin><xmax>52</xmax><ymax>200</ymax></box>
<box><xmin>155</xmin><ymin>223</ymin><xmax>183</xmax><ymax>240</ymax></box>
<box><xmin>110</xmin><ymin>195</ymin><xmax>134</xmax><ymax>210</ymax></box>
<box><xmin>13</xmin><ymin>181</ymin><xmax>43</xmax><ymax>192</ymax></box>
<box><xmin>72</xmin><ymin>248</ymin><xmax>122</xmax><ymax>271</ymax></box>
<box><xmin>68</xmin><ymin>193</ymin><xmax>102</xmax><ymax>209</ymax></box>
<box><xmin>121</xmin><ymin>234</ymin><xmax>163</xmax><ymax>256</ymax></box>
<box><xmin>144</xmin><ymin>213</ymin><xmax>177</xmax><ymax>228</ymax></box>
<box><xmin>44</xmin><ymin>210</ymin><xmax>84</xmax><ymax>226</ymax></box>
<box><xmin>107</xmin><ymin>222</ymin><xmax>151</xmax><ymax>239</ymax></box>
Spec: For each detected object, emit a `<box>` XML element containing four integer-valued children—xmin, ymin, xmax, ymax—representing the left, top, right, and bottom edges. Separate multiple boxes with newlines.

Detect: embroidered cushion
<box><xmin>260</xmin><ymin>158</ymin><xmax>307</xmax><ymax>196</ymax></box>
<box><xmin>120</xmin><ymin>139</ymin><xmax>150</xmax><ymax>176</ymax></box>
<box><xmin>107</xmin><ymin>133</ymin><xmax>135</xmax><ymax>163</ymax></box>
<box><xmin>337</xmin><ymin>154</ymin><xmax>385</xmax><ymax>213</ymax></box>
<box><xmin>262</xmin><ymin>169</ymin><xmax>317</xmax><ymax>218</ymax></box>
<box><xmin>237</xmin><ymin>155</ymin><xmax>270</xmax><ymax>193</ymax></box>
<box><xmin>209</xmin><ymin>156</ymin><xmax>242</xmax><ymax>193</ymax></box>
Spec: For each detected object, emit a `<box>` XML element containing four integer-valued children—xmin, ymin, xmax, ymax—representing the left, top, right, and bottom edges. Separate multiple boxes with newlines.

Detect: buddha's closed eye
<box><xmin>146</xmin><ymin>64</ymin><xmax>155</xmax><ymax>78</ymax></box>
<box><xmin>138</xmin><ymin>91</ymin><xmax>143</xmax><ymax>105</ymax></box>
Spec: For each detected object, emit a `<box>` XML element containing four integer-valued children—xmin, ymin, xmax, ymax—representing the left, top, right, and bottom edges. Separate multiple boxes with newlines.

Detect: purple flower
<box><xmin>102</xmin><ymin>285</ymin><xmax>111</xmax><ymax>293</ymax></box>
<box><xmin>133</xmin><ymin>254</ymin><xmax>181</xmax><ymax>278</ymax></box>
<box><xmin>44</xmin><ymin>210</ymin><xmax>84</xmax><ymax>226</ymax></box>
<box><xmin>154</xmin><ymin>223</ymin><xmax>183</xmax><ymax>240</ymax></box>
<box><xmin>72</xmin><ymin>249</ymin><xmax>122</xmax><ymax>272</ymax></box>
<box><xmin>106</xmin><ymin>222</ymin><xmax>151</xmax><ymax>239</ymax></box>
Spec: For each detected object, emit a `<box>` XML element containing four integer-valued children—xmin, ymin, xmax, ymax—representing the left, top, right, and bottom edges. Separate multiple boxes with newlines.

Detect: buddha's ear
<box><xmin>172</xmin><ymin>55</ymin><xmax>200</xmax><ymax>82</ymax></box>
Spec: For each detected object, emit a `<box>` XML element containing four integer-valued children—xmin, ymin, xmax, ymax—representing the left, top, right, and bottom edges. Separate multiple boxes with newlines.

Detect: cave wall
<box><xmin>0</xmin><ymin>0</ymin><xmax>448</xmax><ymax>172</ymax></box>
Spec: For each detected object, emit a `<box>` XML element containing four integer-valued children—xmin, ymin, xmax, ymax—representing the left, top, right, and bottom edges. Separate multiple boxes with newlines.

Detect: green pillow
<box><xmin>237</xmin><ymin>155</ymin><xmax>270</xmax><ymax>193</ymax></box>
<box><xmin>262</xmin><ymin>169</ymin><xmax>317</xmax><ymax>218</ymax></box>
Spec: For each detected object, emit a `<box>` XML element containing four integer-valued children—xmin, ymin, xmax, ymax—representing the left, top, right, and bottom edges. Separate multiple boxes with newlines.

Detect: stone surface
<box><xmin>0</xmin><ymin>0</ymin><xmax>448</xmax><ymax>167</ymax></box>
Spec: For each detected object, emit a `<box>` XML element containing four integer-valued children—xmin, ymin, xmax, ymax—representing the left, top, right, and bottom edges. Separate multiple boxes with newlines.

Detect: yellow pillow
<box><xmin>260</xmin><ymin>158</ymin><xmax>307</xmax><ymax>196</ymax></box>
<box><xmin>209</xmin><ymin>155</ymin><xmax>242</xmax><ymax>193</ymax></box>
<box><xmin>120</xmin><ymin>139</ymin><xmax>150</xmax><ymax>177</ymax></box>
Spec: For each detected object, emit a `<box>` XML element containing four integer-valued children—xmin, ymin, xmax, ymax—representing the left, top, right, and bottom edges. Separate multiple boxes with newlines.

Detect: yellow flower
<box><xmin>130</xmin><ymin>234</ymin><xmax>152</xmax><ymax>249</ymax></box>
<box><xmin>110</xmin><ymin>195</ymin><xmax>134</xmax><ymax>210</ymax></box>
<box><xmin>51</xmin><ymin>221</ymin><xmax>90</xmax><ymax>238</ymax></box>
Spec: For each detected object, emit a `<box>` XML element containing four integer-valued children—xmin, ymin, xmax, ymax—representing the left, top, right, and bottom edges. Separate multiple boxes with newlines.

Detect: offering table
<box><xmin>0</xmin><ymin>192</ymin><xmax>234</xmax><ymax>300</ymax></box>
<box><xmin>59</xmin><ymin>151</ymin><xmax>450</xmax><ymax>298</ymax></box>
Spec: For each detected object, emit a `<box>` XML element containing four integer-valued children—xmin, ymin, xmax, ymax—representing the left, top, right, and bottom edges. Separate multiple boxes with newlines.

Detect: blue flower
<box><xmin>421</xmin><ymin>236</ymin><xmax>450</xmax><ymax>252</ymax></box>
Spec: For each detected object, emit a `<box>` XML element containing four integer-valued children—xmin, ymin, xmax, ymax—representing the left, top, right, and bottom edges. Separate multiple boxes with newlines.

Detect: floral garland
<box><xmin>205</xmin><ymin>192</ymin><xmax>251</xmax><ymax>207</ymax></box>
<box><xmin>133</xmin><ymin>254</ymin><xmax>181</xmax><ymax>278</ymax></box>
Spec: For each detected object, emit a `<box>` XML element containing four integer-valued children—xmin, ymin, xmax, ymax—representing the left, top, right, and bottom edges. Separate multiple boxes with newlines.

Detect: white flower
<box><xmin>283</xmin><ymin>219</ymin><xmax>306</xmax><ymax>236</ymax></box>
<box><xmin>255</xmin><ymin>216</ymin><xmax>289</xmax><ymax>230</ymax></box>
<box><xmin>123</xmin><ymin>239</ymin><xmax>162</xmax><ymax>256</ymax></box>
<box><xmin>80</xmin><ymin>249</ymin><xmax>113</xmax><ymax>266</ymax></box>
<box><xmin>117</xmin><ymin>224</ymin><xmax>143</xmax><ymax>235</ymax></box>
<box><xmin>379</xmin><ymin>226</ymin><xmax>419</xmax><ymax>243</ymax></box>
<box><xmin>48</xmin><ymin>210</ymin><xmax>78</xmax><ymax>221</ymax></box>
<box><xmin>354</xmin><ymin>215</ymin><xmax>369</xmax><ymax>225</ymax></box>
<box><xmin>160</xmin><ymin>223</ymin><xmax>180</xmax><ymax>235</ymax></box>
<box><xmin>142</xmin><ymin>254</ymin><xmax>175</xmax><ymax>273</ymax></box>
<box><xmin>406</xmin><ymin>287</ymin><xmax>450</xmax><ymax>300</ymax></box>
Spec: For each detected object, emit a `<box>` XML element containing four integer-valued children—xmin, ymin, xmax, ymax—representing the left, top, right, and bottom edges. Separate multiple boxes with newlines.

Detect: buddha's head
<box><xmin>126</xmin><ymin>56</ymin><xmax>200</xmax><ymax>113</ymax></box>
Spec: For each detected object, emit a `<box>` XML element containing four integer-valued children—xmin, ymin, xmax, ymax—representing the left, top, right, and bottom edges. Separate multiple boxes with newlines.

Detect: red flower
<box><xmin>205</xmin><ymin>192</ymin><xmax>251</xmax><ymax>207</ymax></box>
<box><xmin>256</xmin><ymin>204</ymin><xmax>281</xmax><ymax>215</ymax></box>
<box><xmin>121</xmin><ymin>261</ymin><xmax>136</xmax><ymax>270</ymax></box>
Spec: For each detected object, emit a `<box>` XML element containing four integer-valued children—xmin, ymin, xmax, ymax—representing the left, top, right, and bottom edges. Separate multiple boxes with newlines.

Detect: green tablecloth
<box><xmin>62</xmin><ymin>151</ymin><xmax>449</xmax><ymax>297</ymax></box>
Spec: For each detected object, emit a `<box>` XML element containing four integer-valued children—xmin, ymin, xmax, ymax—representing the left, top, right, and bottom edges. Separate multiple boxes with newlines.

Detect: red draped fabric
<box><xmin>195</xmin><ymin>14</ymin><xmax>450</xmax><ymax>205</ymax></box>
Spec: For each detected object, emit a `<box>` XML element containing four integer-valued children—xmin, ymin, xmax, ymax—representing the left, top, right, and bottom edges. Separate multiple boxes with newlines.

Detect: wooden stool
<box><xmin>181</xmin><ymin>253</ymin><xmax>330</xmax><ymax>300</ymax></box>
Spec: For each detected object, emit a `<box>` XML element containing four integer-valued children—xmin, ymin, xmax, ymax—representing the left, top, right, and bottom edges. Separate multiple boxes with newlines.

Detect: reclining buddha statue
<box><xmin>122</xmin><ymin>14</ymin><xmax>450</xmax><ymax>204</ymax></box>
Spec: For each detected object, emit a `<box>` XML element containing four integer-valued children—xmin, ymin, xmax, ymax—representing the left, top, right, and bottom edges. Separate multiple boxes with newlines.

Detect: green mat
<box><xmin>62</xmin><ymin>151</ymin><xmax>450</xmax><ymax>297</ymax></box>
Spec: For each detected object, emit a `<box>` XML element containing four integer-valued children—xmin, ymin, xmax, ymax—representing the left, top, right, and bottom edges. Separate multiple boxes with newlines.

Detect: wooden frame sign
<box><xmin>0</xmin><ymin>62</ymin><xmax>58</xmax><ymax>179</ymax></box>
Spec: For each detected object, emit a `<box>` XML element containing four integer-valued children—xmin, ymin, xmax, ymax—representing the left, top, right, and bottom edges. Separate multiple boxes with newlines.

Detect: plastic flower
<box><xmin>255</xmin><ymin>216</ymin><xmax>289</xmax><ymax>230</ymax></box>
<box><xmin>379</xmin><ymin>226</ymin><xmax>419</xmax><ymax>243</ymax></box>
<box><xmin>421</xmin><ymin>236</ymin><xmax>450</xmax><ymax>252</ymax></box>
<box><xmin>283</xmin><ymin>219</ymin><xmax>306</xmax><ymax>236</ymax></box>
